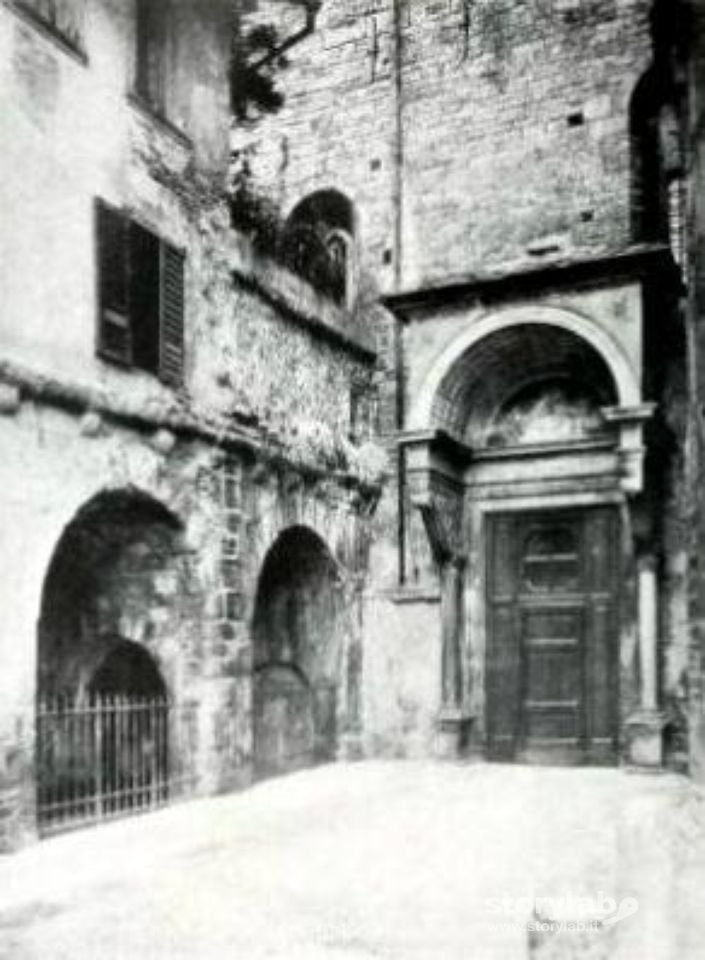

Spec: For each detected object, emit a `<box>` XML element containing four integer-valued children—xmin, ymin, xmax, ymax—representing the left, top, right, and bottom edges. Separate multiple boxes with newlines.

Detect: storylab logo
<box><xmin>485</xmin><ymin>892</ymin><xmax>639</xmax><ymax>932</ymax></box>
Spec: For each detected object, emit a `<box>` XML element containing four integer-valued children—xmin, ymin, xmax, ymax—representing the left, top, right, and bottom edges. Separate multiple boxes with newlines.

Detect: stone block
<box><xmin>625</xmin><ymin>711</ymin><xmax>667</xmax><ymax>768</ymax></box>
<box><xmin>0</xmin><ymin>384</ymin><xmax>21</xmax><ymax>415</ymax></box>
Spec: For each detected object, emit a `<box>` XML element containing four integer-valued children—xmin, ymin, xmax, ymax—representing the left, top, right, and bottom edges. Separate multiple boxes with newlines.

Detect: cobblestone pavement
<box><xmin>0</xmin><ymin>762</ymin><xmax>703</xmax><ymax>960</ymax></box>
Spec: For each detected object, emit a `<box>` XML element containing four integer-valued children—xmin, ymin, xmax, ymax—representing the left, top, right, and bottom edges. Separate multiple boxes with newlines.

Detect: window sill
<box><xmin>96</xmin><ymin>352</ymin><xmax>184</xmax><ymax>396</ymax></box>
<box><xmin>127</xmin><ymin>92</ymin><xmax>193</xmax><ymax>150</ymax></box>
<box><xmin>6</xmin><ymin>0</ymin><xmax>87</xmax><ymax>65</ymax></box>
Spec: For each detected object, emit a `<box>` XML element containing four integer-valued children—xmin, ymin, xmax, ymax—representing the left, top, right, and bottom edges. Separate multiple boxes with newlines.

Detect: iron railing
<box><xmin>36</xmin><ymin>695</ymin><xmax>189</xmax><ymax>835</ymax></box>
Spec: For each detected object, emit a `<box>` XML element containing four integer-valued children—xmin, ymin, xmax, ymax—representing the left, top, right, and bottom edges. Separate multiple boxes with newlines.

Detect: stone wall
<box><xmin>236</xmin><ymin>0</ymin><xmax>689</xmax><ymax>763</ymax></box>
<box><xmin>0</xmin><ymin>0</ymin><xmax>384</xmax><ymax>848</ymax></box>
<box><xmin>0</xmin><ymin>381</ymin><xmax>378</xmax><ymax>847</ymax></box>
<box><xmin>238</xmin><ymin>0</ymin><xmax>653</xmax><ymax>291</ymax></box>
<box><xmin>687</xmin><ymin>0</ymin><xmax>705</xmax><ymax>780</ymax></box>
<box><xmin>0</xmin><ymin>0</ymin><xmax>380</xmax><ymax>469</ymax></box>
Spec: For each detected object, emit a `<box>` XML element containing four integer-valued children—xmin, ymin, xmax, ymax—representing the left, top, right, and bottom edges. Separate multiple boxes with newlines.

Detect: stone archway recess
<box><xmin>402</xmin><ymin>305</ymin><xmax>655</xmax><ymax>761</ymax></box>
<box><xmin>409</xmin><ymin>304</ymin><xmax>641</xmax><ymax>433</ymax></box>
<box><xmin>251</xmin><ymin>525</ymin><xmax>345</xmax><ymax>779</ymax></box>
<box><xmin>35</xmin><ymin>487</ymin><xmax>201</xmax><ymax>833</ymax></box>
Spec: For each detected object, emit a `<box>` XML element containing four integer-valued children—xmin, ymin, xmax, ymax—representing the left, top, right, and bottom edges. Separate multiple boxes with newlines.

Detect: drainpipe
<box><xmin>392</xmin><ymin>0</ymin><xmax>405</xmax><ymax>290</ymax></box>
<box><xmin>392</xmin><ymin>0</ymin><xmax>407</xmax><ymax>584</ymax></box>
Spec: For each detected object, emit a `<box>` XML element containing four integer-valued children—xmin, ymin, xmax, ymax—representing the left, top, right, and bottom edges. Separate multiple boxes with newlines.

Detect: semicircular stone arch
<box><xmin>249</xmin><ymin>483</ymin><xmax>360</xmax><ymax>590</ymax></box>
<box><xmin>410</xmin><ymin>305</ymin><xmax>641</xmax><ymax>437</ymax></box>
<box><xmin>250</xmin><ymin>524</ymin><xmax>347</xmax><ymax>779</ymax></box>
<box><xmin>37</xmin><ymin>486</ymin><xmax>201</xmax><ymax>702</ymax></box>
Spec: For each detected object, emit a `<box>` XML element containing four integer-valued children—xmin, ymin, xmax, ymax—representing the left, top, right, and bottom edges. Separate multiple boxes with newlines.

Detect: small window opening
<box><xmin>630</xmin><ymin>67</ymin><xmax>684</xmax><ymax>258</ymax></box>
<box><xmin>280</xmin><ymin>190</ymin><xmax>358</xmax><ymax>308</ymax></box>
<box><xmin>135</xmin><ymin>0</ymin><xmax>167</xmax><ymax>112</ymax></box>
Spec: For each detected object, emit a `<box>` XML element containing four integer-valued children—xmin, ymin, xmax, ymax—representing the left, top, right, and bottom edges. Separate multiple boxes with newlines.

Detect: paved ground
<box><xmin>1</xmin><ymin>762</ymin><xmax>704</xmax><ymax>960</ymax></box>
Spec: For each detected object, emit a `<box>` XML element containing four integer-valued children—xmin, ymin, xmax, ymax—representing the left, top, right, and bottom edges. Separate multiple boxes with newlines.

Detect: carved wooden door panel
<box><xmin>486</xmin><ymin>509</ymin><xmax>618</xmax><ymax>765</ymax></box>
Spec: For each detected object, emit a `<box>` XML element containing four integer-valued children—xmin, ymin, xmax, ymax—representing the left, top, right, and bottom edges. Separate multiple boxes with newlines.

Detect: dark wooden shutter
<box><xmin>96</xmin><ymin>200</ymin><xmax>131</xmax><ymax>365</ymax></box>
<box><xmin>129</xmin><ymin>221</ymin><xmax>161</xmax><ymax>375</ymax></box>
<box><xmin>159</xmin><ymin>241</ymin><xmax>185</xmax><ymax>387</ymax></box>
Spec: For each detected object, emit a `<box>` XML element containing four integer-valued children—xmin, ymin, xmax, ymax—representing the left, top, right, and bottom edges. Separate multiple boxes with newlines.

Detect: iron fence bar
<box><xmin>93</xmin><ymin>695</ymin><xmax>103</xmax><ymax>820</ymax></box>
<box><xmin>150</xmin><ymin>698</ymin><xmax>158</xmax><ymax>808</ymax></box>
<box><xmin>37</xmin><ymin>693</ymin><xmax>179</xmax><ymax>835</ymax></box>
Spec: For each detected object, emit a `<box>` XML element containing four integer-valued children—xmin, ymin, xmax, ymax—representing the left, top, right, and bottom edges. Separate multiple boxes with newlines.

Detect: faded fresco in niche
<box><xmin>484</xmin><ymin>379</ymin><xmax>607</xmax><ymax>448</ymax></box>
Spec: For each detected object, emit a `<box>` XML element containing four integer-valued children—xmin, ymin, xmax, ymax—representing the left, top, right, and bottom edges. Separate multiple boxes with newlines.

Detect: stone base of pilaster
<box><xmin>435</xmin><ymin>708</ymin><xmax>473</xmax><ymax>760</ymax></box>
<box><xmin>625</xmin><ymin>709</ymin><xmax>667</xmax><ymax>768</ymax></box>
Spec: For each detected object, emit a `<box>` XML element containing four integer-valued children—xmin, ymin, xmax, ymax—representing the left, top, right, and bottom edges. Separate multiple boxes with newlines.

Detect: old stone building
<box><xmin>238</xmin><ymin>0</ymin><xmax>702</xmax><ymax>769</ymax></box>
<box><xmin>1</xmin><ymin>0</ymin><xmax>704</xmax><ymax>852</ymax></box>
<box><xmin>0</xmin><ymin>0</ymin><xmax>383</xmax><ymax>849</ymax></box>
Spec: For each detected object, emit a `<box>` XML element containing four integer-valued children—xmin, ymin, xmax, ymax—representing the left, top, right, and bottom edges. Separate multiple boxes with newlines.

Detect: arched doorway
<box><xmin>90</xmin><ymin>641</ymin><xmax>167</xmax><ymax>699</ymax></box>
<box><xmin>407</xmin><ymin>315</ymin><xmax>635</xmax><ymax>764</ymax></box>
<box><xmin>35</xmin><ymin>488</ymin><xmax>193</xmax><ymax>833</ymax></box>
<box><xmin>252</xmin><ymin>527</ymin><xmax>343</xmax><ymax>779</ymax></box>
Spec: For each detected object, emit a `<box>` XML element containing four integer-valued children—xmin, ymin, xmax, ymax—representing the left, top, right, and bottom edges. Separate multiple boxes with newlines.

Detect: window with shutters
<box><xmin>95</xmin><ymin>200</ymin><xmax>185</xmax><ymax>386</ymax></box>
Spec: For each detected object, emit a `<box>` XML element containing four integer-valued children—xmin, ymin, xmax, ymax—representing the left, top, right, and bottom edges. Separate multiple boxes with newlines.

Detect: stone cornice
<box><xmin>383</xmin><ymin>244</ymin><xmax>680</xmax><ymax>317</ymax></box>
<box><xmin>0</xmin><ymin>358</ymin><xmax>382</xmax><ymax>498</ymax></box>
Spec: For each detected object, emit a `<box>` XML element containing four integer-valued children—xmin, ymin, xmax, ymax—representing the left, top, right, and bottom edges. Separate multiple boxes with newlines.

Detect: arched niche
<box><xmin>89</xmin><ymin>640</ymin><xmax>167</xmax><ymax>700</ymax></box>
<box><xmin>409</xmin><ymin>305</ymin><xmax>641</xmax><ymax>435</ymax></box>
<box><xmin>280</xmin><ymin>189</ymin><xmax>358</xmax><ymax>307</ymax></box>
<box><xmin>430</xmin><ymin>322</ymin><xmax>619</xmax><ymax>448</ymax></box>
<box><xmin>37</xmin><ymin>487</ymin><xmax>195</xmax><ymax>700</ymax></box>
<box><xmin>251</xmin><ymin>525</ymin><xmax>343</xmax><ymax>779</ymax></box>
<box><xmin>34</xmin><ymin>488</ymin><xmax>201</xmax><ymax>833</ymax></box>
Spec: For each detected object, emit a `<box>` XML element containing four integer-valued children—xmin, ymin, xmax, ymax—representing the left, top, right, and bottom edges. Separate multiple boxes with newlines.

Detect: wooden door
<box><xmin>486</xmin><ymin>509</ymin><xmax>618</xmax><ymax>765</ymax></box>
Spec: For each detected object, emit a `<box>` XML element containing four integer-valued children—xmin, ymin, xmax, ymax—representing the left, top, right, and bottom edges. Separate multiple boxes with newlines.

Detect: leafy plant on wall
<box><xmin>230</xmin><ymin>0</ymin><xmax>321</xmax><ymax>125</ymax></box>
<box><xmin>229</xmin><ymin>2</ymin><xmax>322</xmax><ymax>254</ymax></box>
<box><xmin>228</xmin><ymin>143</ymin><xmax>281</xmax><ymax>250</ymax></box>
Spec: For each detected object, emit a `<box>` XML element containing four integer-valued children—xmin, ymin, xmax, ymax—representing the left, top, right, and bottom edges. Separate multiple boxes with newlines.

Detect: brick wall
<box><xmin>239</xmin><ymin>0</ymin><xmax>654</xmax><ymax>291</ymax></box>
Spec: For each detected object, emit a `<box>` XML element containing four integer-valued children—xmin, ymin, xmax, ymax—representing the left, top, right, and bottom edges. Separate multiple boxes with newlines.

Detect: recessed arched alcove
<box><xmin>251</xmin><ymin>526</ymin><xmax>343</xmax><ymax>779</ymax></box>
<box><xmin>89</xmin><ymin>640</ymin><xmax>167</xmax><ymax>700</ymax></box>
<box><xmin>430</xmin><ymin>323</ymin><xmax>619</xmax><ymax>447</ymax></box>
<box><xmin>37</xmin><ymin>487</ymin><xmax>192</xmax><ymax>698</ymax></box>
<box><xmin>280</xmin><ymin>189</ymin><xmax>357</xmax><ymax>306</ymax></box>
<box><xmin>35</xmin><ymin>488</ymin><xmax>201</xmax><ymax>833</ymax></box>
<box><xmin>286</xmin><ymin>189</ymin><xmax>356</xmax><ymax>237</ymax></box>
